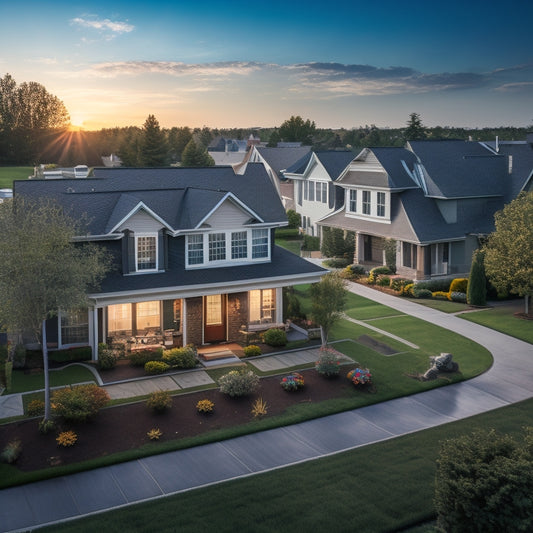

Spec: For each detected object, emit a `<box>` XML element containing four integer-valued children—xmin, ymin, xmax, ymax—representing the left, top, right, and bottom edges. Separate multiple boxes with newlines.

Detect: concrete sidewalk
<box><xmin>1</xmin><ymin>286</ymin><xmax>532</xmax><ymax>532</ymax></box>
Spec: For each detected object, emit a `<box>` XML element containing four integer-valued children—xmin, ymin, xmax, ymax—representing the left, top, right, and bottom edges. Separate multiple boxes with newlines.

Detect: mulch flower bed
<box><xmin>1</xmin><ymin>368</ymin><xmax>356</xmax><ymax>473</ymax></box>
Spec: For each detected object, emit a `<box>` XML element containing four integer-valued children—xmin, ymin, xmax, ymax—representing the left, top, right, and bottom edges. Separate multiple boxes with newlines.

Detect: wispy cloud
<box><xmin>70</xmin><ymin>16</ymin><xmax>134</xmax><ymax>38</ymax></box>
<box><xmin>494</xmin><ymin>81</ymin><xmax>533</xmax><ymax>93</ymax></box>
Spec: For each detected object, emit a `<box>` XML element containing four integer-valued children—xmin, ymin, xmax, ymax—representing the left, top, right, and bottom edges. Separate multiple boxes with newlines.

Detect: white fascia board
<box><xmin>88</xmin><ymin>271</ymin><xmax>326</xmax><ymax>307</ymax></box>
<box><xmin>108</xmin><ymin>202</ymin><xmax>174</xmax><ymax>234</ymax></box>
<box><xmin>194</xmin><ymin>191</ymin><xmax>264</xmax><ymax>228</ymax></box>
<box><xmin>73</xmin><ymin>233</ymin><xmax>123</xmax><ymax>242</ymax></box>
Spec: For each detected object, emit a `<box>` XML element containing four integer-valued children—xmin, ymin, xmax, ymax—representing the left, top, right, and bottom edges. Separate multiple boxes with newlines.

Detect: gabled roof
<box><xmin>253</xmin><ymin>146</ymin><xmax>312</xmax><ymax>177</ymax></box>
<box><xmin>338</xmin><ymin>147</ymin><xmax>419</xmax><ymax>189</ymax></box>
<box><xmin>407</xmin><ymin>140</ymin><xmax>507</xmax><ymax>199</ymax></box>
<box><xmin>284</xmin><ymin>150</ymin><xmax>354</xmax><ymax>180</ymax></box>
<box><xmin>13</xmin><ymin>164</ymin><xmax>286</xmax><ymax>237</ymax></box>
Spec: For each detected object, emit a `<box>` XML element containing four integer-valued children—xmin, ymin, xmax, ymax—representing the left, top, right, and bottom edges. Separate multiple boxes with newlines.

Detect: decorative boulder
<box><xmin>423</xmin><ymin>352</ymin><xmax>459</xmax><ymax>380</ymax></box>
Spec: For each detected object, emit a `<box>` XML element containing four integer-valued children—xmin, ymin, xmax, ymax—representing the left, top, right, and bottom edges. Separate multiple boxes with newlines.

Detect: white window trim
<box><xmin>135</xmin><ymin>234</ymin><xmax>158</xmax><ymax>273</ymax></box>
<box><xmin>186</xmin><ymin>228</ymin><xmax>270</xmax><ymax>268</ymax></box>
<box><xmin>345</xmin><ymin>187</ymin><xmax>391</xmax><ymax>223</ymax></box>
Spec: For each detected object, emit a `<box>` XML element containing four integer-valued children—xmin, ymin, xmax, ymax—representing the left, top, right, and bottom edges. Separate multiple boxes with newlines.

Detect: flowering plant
<box><xmin>280</xmin><ymin>372</ymin><xmax>305</xmax><ymax>391</ymax></box>
<box><xmin>56</xmin><ymin>430</ymin><xmax>77</xmax><ymax>447</ymax></box>
<box><xmin>347</xmin><ymin>367</ymin><xmax>372</xmax><ymax>386</ymax></box>
<box><xmin>315</xmin><ymin>347</ymin><xmax>343</xmax><ymax>377</ymax></box>
<box><xmin>147</xmin><ymin>428</ymin><xmax>162</xmax><ymax>440</ymax></box>
<box><xmin>196</xmin><ymin>399</ymin><xmax>214</xmax><ymax>414</ymax></box>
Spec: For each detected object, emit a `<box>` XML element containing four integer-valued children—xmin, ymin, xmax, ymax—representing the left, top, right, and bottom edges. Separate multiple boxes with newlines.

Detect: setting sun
<box><xmin>69</xmin><ymin>112</ymin><xmax>86</xmax><ymax>131</ymax></box>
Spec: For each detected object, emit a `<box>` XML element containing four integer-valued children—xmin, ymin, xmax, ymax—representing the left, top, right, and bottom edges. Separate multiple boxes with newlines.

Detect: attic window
<box><xmin>136</xmin><ymin>235</ymin><xmax>157</xmax><ymax>271</ymax></box>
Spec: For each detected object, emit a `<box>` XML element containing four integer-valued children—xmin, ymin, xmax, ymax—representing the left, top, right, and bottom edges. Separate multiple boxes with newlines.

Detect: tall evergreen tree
<box><xmin>404</xmin><ymin>112</ymin><xmax>427</xmax><ymax>141</ymax></box>
<box><xmin>467</xmin><ymin>249</ymin><xmax>487</xmax><ymax>306</ymax></box>
<box><xmin>139</xmin><ymin>114</ymin><xmax>168</xmax><ymax>166</ymax></box>
<box><xmin>181</xmin><ymin>138</ymin><xmax>215</xmax><ymax>167</ymax></box>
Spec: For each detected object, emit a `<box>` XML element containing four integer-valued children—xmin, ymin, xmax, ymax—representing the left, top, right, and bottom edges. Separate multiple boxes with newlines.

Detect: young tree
<box><xmin>279</xmin><ymin>115</ymin><xmax>316</xmax><ymax>145</ymax></box>
<box><xmin>139</xmin><ymin>114</ymin><xmax>168</xmax><ymax>166</ymax></box>
<box><xmin>0</xmin><ymin>198</ymin><xmax>111</xmax><ymax>419</ymax></box>
<box><xmin>435</xmin><ymin>428</ymin><xmax>533</xmax><ymax>532</ymax></box>
<box><xmin>167</xmin><ymin>126</ymin><xmax>192</xmax><ymax>162</ymax></box>
<box><xmin>483</xmin><ymin>191</ymin><xmax>533</xmax><ymax>315</ymax></box>
<box><xmin>310</xmin><ymin>272</ymin><xmax>347</xmax><ymax>347</ymax></box>
<box><xmin>467</xmin><ymin>249</ymin><xmax>487</xmax><ymax>306</ymax></box>
<box><xmin>181</xmin><ymin>138</ymin><xmax>215</xmax><ymax>167</ymax></box>
<box><xmin>404</xmin><ymin>112</ymin><xmax>427</xmax><ymax>141</ymax></box>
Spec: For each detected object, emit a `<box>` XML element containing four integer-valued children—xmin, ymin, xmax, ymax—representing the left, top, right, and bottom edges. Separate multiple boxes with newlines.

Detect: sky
<box><xmin>1</xmin><ymin>0</ymin><xmax>532</xmax><ymax>131</ymax></box>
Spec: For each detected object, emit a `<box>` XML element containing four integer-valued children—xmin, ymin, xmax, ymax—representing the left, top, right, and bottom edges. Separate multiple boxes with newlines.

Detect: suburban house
<box><xmin>13</xmin><ymin>164</ymin><xmax>327</xmax><ymax>358</ymax></box>
<box><xmin>317</xmin><ymin>138</ymin><xmax>533</xmax><ymax>281</ymax></box>
<box><xmin>235</xmin><ymin>144</ymin><xmax>312</xmax><ymax>209</ymax></box>
<box><xmin>282</xmin><ymin>150</ymin><xmax>355</xmax><ymax>236</ymax></box>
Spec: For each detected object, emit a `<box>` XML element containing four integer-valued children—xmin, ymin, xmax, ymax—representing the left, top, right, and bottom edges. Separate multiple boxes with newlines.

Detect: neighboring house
<box><xmin>283</xmin><ymin>150</ymin><xmax>355</xmax><ymax>236</ymax></box>
<box><xmin>0</xmin><ymin>188</ymin><xmax>12</xmax><ymax>203</ymax></box>
<box><xmin>235</xmin><ymin>145</ymin><xmax>312</xmax><ymax>209</ymax></box>
<box><xmin>101</xmin><ymin>154</ymin><xmax>123</xmax><ymax>167</ymax></box>
<box><xmin>13</xmin><ymin>164</ymin><xmax>326</xmax><ymax>358</ymax></box>
<box><xmin>32</xmin><ymin>164</ymin><xmax>90</xmax><ymax>179</ymax></box>
<box><xmin>318</xmin><ymin>139</ymin><xmax>533</xmax><ymax>281</ymax></box>
<box><xmin>208</xmin><ymin>137</ymin><xmax>250</xmax><ymax>167</ymax></box>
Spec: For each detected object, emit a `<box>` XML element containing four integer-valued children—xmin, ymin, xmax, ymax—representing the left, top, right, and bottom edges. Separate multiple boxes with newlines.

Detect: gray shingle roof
<box><xmin>284</xmin><ymin>150</ymin><xmax>355</xmax><ymax>180</ymax></box>
<box><xmin>255</xmin><ymin>146</ymin><xmax>311</xmax><ymax>176</ymax></box>
<box><xmin>14</xmin><ymin>164</ymin><xmax>286</xmax><ymax>236</ymax></box>
<box><xmin>408</xmin><ymin>140</ymin><xmax>507</xmax><ymax>198</ymax></box>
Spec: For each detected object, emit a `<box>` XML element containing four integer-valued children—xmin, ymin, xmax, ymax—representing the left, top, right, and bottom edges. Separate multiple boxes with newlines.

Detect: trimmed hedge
<box><xmin>49</xmin><ymin>346</ymin><xmax>92</xmax><ymax>363</ymax></box>
<box><xmin>128</xmin><ymin>348</ymin><xmax>163</xmax><ymax>367</ymax></box>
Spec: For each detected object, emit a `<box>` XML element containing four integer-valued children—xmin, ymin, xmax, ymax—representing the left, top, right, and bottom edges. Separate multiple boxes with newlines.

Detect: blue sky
<box><xmin>1</xmin><ymin>0</ymin><xmax>532</xmax><ymax>130</ymax></box>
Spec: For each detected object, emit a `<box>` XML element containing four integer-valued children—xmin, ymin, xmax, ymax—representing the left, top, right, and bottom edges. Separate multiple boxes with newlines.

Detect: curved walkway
<box><xmin>1</xmin><ymin>285</ymin><xmax>532</xmax><ymax>533</ymax></box>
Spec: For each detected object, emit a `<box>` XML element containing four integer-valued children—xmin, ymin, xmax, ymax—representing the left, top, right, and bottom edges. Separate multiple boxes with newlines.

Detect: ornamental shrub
<box><xmin>262</xmin><ymin>328</ymin><xmax>287</xmax><ymax>347</ymax></box>
<box><xmin>449</xmin><ymin>277</ymin><xmax>468</xmax><ymax>294</ymax></box>
<box><xmin>467</xmin><ymin>249</ymin><xmax>487</xmax><ymax>306</ymax></box>
<box><xmin>243</xmin><ymin>344</ymin><xmax>262</xmax><ymax>357</ymax></box>
<box><xmin>146</xmin><ymin>390</ymin><xmax>172</xmax><ymax>412</ymax></box>
<box><xmin>147</xmin><ymin>428</ymin><xmax>162</xmax><ymax>440</ymax></box>
<box><xmin>367</xmin><ymin>266</ymin><xmax>392</xmax><ymax>284</ymax></box>
<box><xmin>413</xmin><ymin>288</ymin><xmax>433</xmax><ymax>299</ymax></box>
<box><xmin>341</xmin><ymin>264</ymin><xmax>366</xmax><ymax>280</ymax></box>
<box><xmin>432</xmin><ymin>291</ymin><xmax>449</xmax><ymax>300</ymax></box>
<box><xmin>347</xmin><ymin>367</ymin><xmax>372</xmax><ymax>386</ymax></box>
<box><xmin>1</xmin><ymin>440</ymin><xmax>21</xmax><ymax>464</ymax></box>
<box><xmin>97</xmin><ymin>343</ymin><xmax>117</xmax><ymax>370</ymax></box>
<box><xmin>315</xmin><ymin>348</ymin><xmax>342</xmax><ymax>377</ymax></box>
<box><xmin>449</xmin><ymin>291</ymin><xmax>467</xmax><ymax>303</ymax></box>
<box><xmin>416</xmin><ymin>279</ymin><xmax>453</xmax><ymax>292</ymax></box>
<box><xmin>196</xmin><ymin>399</ymin><xmax>214</xmax><ymax>414</ymax></box>
<box><xmin>323</xmin><ymin>257</ymin><xmax>351</xmax><ymax>269</ymax></box>
<box><xmin>49</xmin><ymin>346</ymin><xmax>92</xmax><ymax>364</ymax></box>
<box><xmin>162</xmin><ymin>346</ymin><xmax>197</xmax><ymax>368</ymax></box>
<box><xmin>52</xmin><ymin>384</ymin><xmax>110</xmax><ymax>422</ymax></box>
<box><xmin>27</xmin><ymin>399</ymin><xmax>45</xmax><ymax>417</ymax></box>
<box><xmin>280</xmin><ymin>372</ymin><xmax>305</xmax><ymax>391</ymax></box>
<box><xmin>219</xmin><ymin>369</ymin><xmax>260</xmax><ymax>397</ymax></box>
<box><xmin>144</xmin><ymin>360</ymin><xmax>170</xmax><ymax>375</ymax></box>
<box><xmin>401</xmin><ymin>283</ymin><xmax>415</xmax><ymax>297</ymax></box>
<box><xmin>301</xmin><ymin>234</ymin><xmax>320</xmax><ymax>251</ymax></box>
<box><xmin>128</xmin><ymin>348</ymin><xmax>163</xmax><ymax>367</ymax></box>
<box><xmin>251</xmin><ymin>397</ymin><xmax>268</xmax><ymax>417</ymax></box>
<box><xmin>390</xmin><ymin>278</ymin><xmax>413</xmax><ymax>292</ymax></box>
<box><xmin>38</xmin><ymin>418</ymin><xmax>55</xmax><ymax>434</ymax></box>
<box><xmin>56</xmin><ymin>430</ymin><xmax>77</xmax><ymax>447</ymax></box>
<box><xmin>377</xmin><ymin>275</ymin><xmax>391</xmax><ymax>287</ymax></box>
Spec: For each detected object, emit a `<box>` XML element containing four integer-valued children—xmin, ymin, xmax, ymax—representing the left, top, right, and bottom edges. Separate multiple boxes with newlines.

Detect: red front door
<box><xmin>204</xmin><ymin>295</ymin><xmax>226</xmax><ymax>343</ymax></box>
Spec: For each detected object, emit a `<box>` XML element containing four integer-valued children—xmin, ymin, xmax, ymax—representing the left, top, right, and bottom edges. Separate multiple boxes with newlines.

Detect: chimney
<box><xmin>495</xmin><ymin>136</ymin><xmax>499</xmax><ymax>153</ymax></box>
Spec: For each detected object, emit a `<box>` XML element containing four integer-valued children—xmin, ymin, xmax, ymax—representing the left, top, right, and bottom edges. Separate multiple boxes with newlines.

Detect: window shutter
<box><xmin>121</xmin><ymin>230</ymin><xmax>132</xmax><ymax>274</ymax></box>
<box><xmin>297</xmin><ymin>181</ymin><xmax>303</xmax><ymax>205</ymax></box>
<box><xmin>158</xmin><ymin>229</ymin><xmax>167</xmax><ymax>270</ymax></box>
<box><xmin>128</xmin><ymin>232</ymin><xmax>136</xmax><ymax>272</ymax></box>
<box><xmin>328</xmin><ymin>182</ymin><xmax>335</xmax><ymax>209</ymax></box>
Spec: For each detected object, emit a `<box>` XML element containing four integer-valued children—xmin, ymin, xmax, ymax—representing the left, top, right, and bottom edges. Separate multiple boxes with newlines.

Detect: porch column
<box><xmin>91</xmin><ymin>307</ymin><xmax>99</xmax><ymax>361</ymax></box>
<box><xmin>354</xmin><ymin>232</ymin><xmax>365</xmax><ymax>264</ymax></box>
<box><xmin>275</xmin><ymin>287</ymin><xmax>283</xmax><ymax>324</ymax></box>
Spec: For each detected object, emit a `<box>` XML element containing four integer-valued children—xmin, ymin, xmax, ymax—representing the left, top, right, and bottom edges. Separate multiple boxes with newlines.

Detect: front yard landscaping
<box><xmin>0</xmin><ymin>289</ymin><xmax>493</xmax><ymax>490</ymax></box>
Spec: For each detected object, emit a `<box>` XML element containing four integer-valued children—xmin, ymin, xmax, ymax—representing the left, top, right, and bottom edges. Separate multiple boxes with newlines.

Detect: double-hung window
<box><xmin>249</xmin><ymin>289</ymin><xmax>276</xmax><ymax>324</ymax></box>
<box><xmin>349</xmin><ymin>190</ymin><xmax>357</xmax><ymax>212</ymax></box>
<box><xmin>208</xmin><ymin>233</ymin><xmax>226</xmax><ymax>262</ymax></box>
<box><xmin>231</xmin><ymin>231</ymin><xmax>247</xmax><ymax>259</ymax></box>
<box><xmin>136</xmin><ymin>235</ymin><xmax>157</xmax><ymax>271</ymax></box>
<box><xmin>308</xmin><ymin>181</ymin><xmax>315</xmax><ymax>201</ymax></box>
<box><xmin>252</xmin><ymin>229</ymin><xmax>269</xmax><ymax>259</ymax></box>
<box><xmin>362</xmin><ymin>190</ymin><xmax>371</xmax><ymax>215</ymax></box>
<box><xmin>377</xmin><ymin>192</ymin><xmax>386</xmax><ymax>217</ymax></box>
<box><xmin>187</xmin><ymin>234</ymin><xmax>204</xmax><ymax>265</ymax></box>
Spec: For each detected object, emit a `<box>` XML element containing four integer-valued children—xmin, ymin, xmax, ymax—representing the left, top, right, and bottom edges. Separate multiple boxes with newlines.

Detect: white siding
<box><xmin>204</xmin><ymin>199</ymin><xmax>251</xmax><ymax>228</ymax></box>
<box><xmin>118</xmin><ymin>209</ymin><xmax>163</xmax><ymax>233</ymax></box>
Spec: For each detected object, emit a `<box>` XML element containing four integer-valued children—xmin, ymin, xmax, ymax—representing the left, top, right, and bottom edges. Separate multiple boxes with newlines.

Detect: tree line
<box><xmin>1</xmin><ymin>74</ymin><xmax>531</xmax><ymax>167</ymax></box>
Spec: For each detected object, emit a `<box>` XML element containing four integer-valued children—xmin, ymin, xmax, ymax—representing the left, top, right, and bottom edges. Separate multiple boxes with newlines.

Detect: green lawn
<box><xmin>460</xmin><ymin>306</ymin><xmax>533</xmax><ymax>344</ymax></box>
<box><xmin>275</xmin><ymin>227</ymin><xmax>302</xmax><ymax>255</ymax></box>
<box><xmin>0</xmin><ymin>166</ymin><xmax>33</xmax><ymax>188</ymax></box>
<box><xmin>8</xmin><ymin>364</ymin><xmax>96</xmax><ymax>394</ymax></box>
<box><xmin>38</xmin><ymin>398</ymin><xmax>533</xmax><ymax>533</ymax></box>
